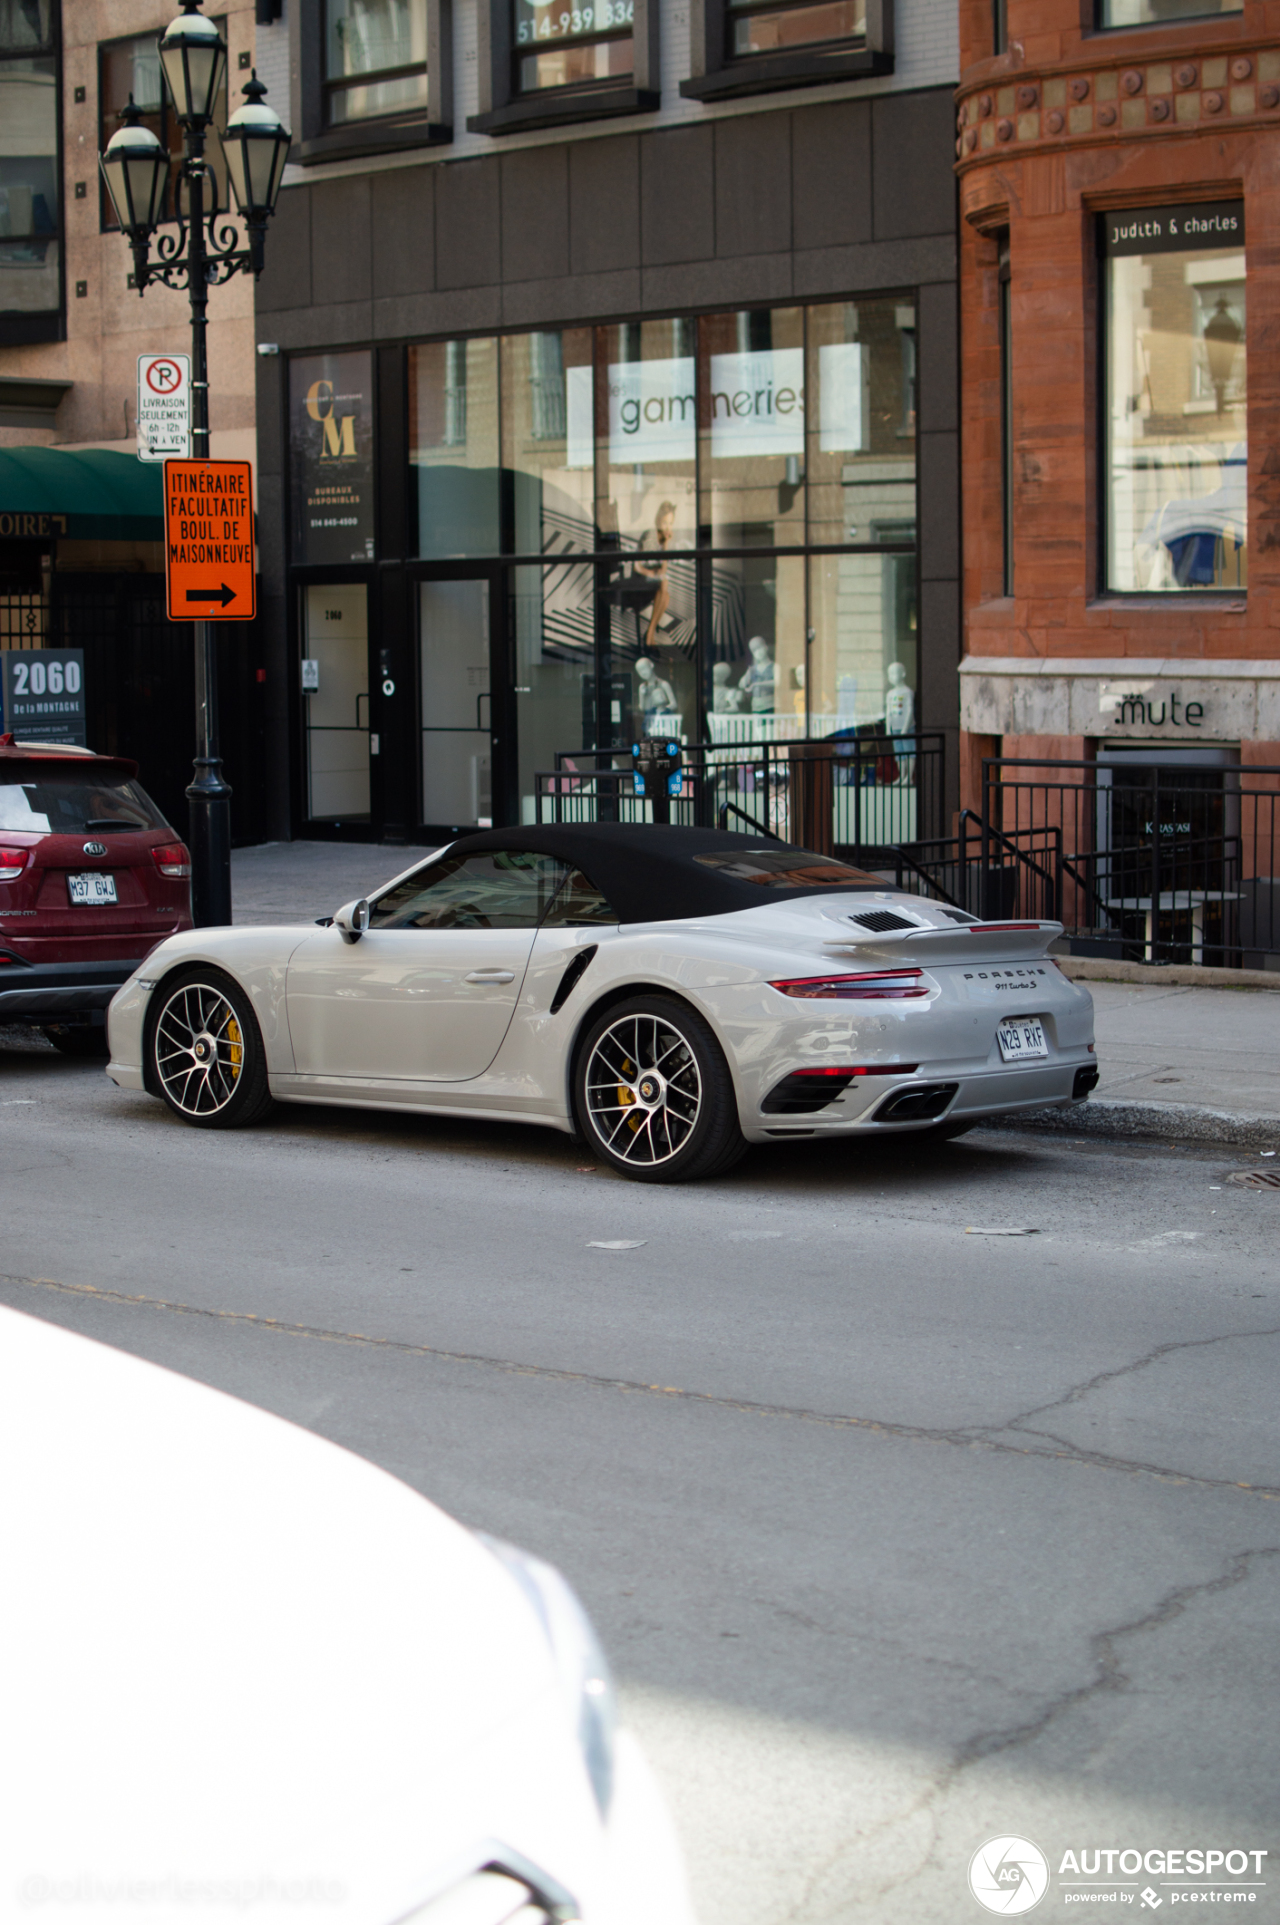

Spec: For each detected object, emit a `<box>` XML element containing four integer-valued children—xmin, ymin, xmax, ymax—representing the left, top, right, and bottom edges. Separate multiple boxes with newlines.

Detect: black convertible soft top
<box><xmin>442</xmin><ymin>823</ymin><xmax>884</xmax><ymax>923</ymax></box>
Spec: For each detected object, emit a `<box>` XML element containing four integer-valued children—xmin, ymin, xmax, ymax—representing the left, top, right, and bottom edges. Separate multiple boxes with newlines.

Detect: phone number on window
<box><xmin>516</xmin><ymin>0</ymin><xmax>633</xmax><ymax>42</ymax></box>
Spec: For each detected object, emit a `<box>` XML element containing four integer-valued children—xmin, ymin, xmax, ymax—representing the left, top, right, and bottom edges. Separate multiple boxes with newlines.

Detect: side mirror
<box><xmin>333</xmin><ymin>897</ymin><xmax>371</xmax><ymax>944</ymax></box>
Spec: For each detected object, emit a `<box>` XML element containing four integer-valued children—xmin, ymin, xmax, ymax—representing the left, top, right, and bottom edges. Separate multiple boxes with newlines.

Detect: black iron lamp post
<box><xmin>100</xmin><ymin>2</ymin><xmax>290</xmax><ymax>927</ymax></box>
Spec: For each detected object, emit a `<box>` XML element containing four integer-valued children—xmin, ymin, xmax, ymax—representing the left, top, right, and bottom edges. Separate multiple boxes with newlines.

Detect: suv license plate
<box><xmin>997</xmin><ymin>1017</ymin><xmax>1048</xmax><ymax>1062</ymax></box>
<box><xmin>68</xmin><ymin>872</ymin><xmax>118</xmax><ymax>906</ymax></box>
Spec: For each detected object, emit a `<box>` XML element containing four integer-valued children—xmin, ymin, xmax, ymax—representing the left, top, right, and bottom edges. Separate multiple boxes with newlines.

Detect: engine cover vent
<box><xmin>850</xmin><ymin>910</ymin><xmax>916</xmax><ymax>933</ymax></box>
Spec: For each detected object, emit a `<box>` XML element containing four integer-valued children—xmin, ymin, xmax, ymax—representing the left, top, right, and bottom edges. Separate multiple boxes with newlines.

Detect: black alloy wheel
<box><xmin>146</xmin><ymin>968</ymin><xmax>274</xmax><ymax>1130</ymax></box>
<box><xmin>574</xmin><ymin>994</ymin><xmax>745</xmax><ymax>1183</ymax></box>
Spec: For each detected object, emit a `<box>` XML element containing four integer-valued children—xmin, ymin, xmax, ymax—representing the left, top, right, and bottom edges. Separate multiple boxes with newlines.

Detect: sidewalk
<box><xmin>229</xmin><ymin>842</ymin><xmax>1280</xmax><ymax>1152</ymax></box>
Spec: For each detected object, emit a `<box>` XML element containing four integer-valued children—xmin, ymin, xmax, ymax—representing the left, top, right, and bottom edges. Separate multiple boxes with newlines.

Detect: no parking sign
<box><xmin>137</xmin><ymin>354</ymin><xmax>190</xmax><ymax>461</ymax></box>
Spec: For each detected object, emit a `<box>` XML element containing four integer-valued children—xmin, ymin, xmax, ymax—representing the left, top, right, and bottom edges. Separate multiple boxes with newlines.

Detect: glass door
<box><xmin>302</xmin><ymin>584</ymin><xmax>371</xmax><ymax>825</ymax></box>
<box><xmin>419</xmin><ymin>576</ymin><xmax>494</xmax><ymax>832</ymax></box>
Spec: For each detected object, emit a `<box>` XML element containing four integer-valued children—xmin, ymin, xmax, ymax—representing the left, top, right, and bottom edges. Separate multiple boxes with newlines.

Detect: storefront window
<box><xmin>805</xmin><ymin>298</ymin><xmax>916</xmax><ymax>549</ymax></box>
<box><xmin>501</xmin><ymin>329</ymin><xmax>595</xmax><ymax>556</ymax></box>
<box><xmin>99</xmin><ymin>29</ymin><xmax>228</xmax><ymax>229</ymax></box>
<box><xmin>699</xmin><ymin>307</ymin><xmax>806</xmax><ymax>548</ymax></box>
<box><xmin>410</xmin><ymin>339</ymin><xmax>500</xmax><ymax>558</ymax></box>
<box><xmin>513</xmin><ymin>560</ymin><xmax>599</xmax><ymax>822</ymax></box>
<box><xmin>1105</xmin><ymin>202</ymin><xmax>1246</xmax><ymax>593</ymax></box>
<box><xmin>705</xmin><ymin>555</ymin><xmax>806</xmax><ymax>740</ymax></box>
<box><xmin>808</xmin><ymin>551</ymin><xmax>919</xmax><ymax>841</ymax></box>
<box><xmin>0</xmin><ymin>0</ymin><xmax>58</xmax><ymax>323</ymax></box>
<box><xmin>1098</xmin><ymin>1</ymin><xmax>1239</xmax><ymax>23</ymax></box>
<box><xmin>324</xmin><ymin>0</ymin><xmax>427</xmax><ymax>125</ymax></box>
<box><xmin>726</xmin><ymin>0</ymin><xmax>864</xmax><ymax>58</ymax></box>
<box><xmin>515</xmin><ymin>0</ymin><xmax>633</xmax><ymax>93</ymax></box>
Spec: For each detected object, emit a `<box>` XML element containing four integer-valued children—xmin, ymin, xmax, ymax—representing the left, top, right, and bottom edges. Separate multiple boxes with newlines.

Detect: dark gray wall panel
<box><xmin>793</xmin><ymin>234</ymin><xmax>956</xmax><ymax>300</ymax></box>
<box><xmin>256</xmin><ymin>303</ymin><xmax>374</xmax><ymax>350</ymax></box>
<box><xmin>436</xmin><ymin>159</ymin><xmax>502</xmax><ymax>288</ymax></box>
<box><xmin>501</xmin><ymin>269</ymin><xmax>642</xmax><ymax>330</ymax></box>
<box><xmin>918</xmin><ymin>577</ymin><xmax>961</xmax><ymax>733</ymax></box>
<box><xmin>253</xmin><ymin>355</ymin><xmax>285</xmax><ymax>481</ymax></box>
<box><xmin>918</xmin><ymin>429</ymin><xmax>960</xmax><ymax>582</ymax></box>
<box><xmin>791</xmin><ymin>100</ymin><xmax>871</xmax><ymax>252</ymax></box>
<box><xmin>502</xmin><ymin>145</ymin><xmax>569</xmax><ymax>284</ymax></box>
<box><xmin>872</xmin><ymin>89</ymin><xmax>957</xmax><ymax>243</ymax></box>
<box><xmin>641</xmin><ymin>127</ymin><xmax>714</xmax><ymax>266</ymax></box>
<box><xmin>917</xmin><ymin>280</ymin><xmax>958</xmax><ymax>435</ymax></box>
<box><xmin>256</xmin><ymin>185</ymin><xmax>312</xmax><ymax>316</ymax></box>
<box><xmin>714</xmin><ymin>111</ymin><xmax>790</xmax><ymax>260</ymax></box>
<box><xmin>641</xmin><ymin>253</ymin><xmax>793</xmax><ymax>314</ymax></box>
<box><xmin>309</xmin><ymin>176</ymin><xmax>372</xmax><ymax>306</ymax></box>
<box><xmin>372</xmin><ymin>286</ymin><xmax>505</xmax><ymax>340</ymax></box>
<box><xmin>569</xmin><ymin>136</ymin><xmax>640</xmax><ymax>276</ymax></box>
<box><xmin>372</xmin><ymin>166</ymin><xmax>436</xmax><ymax>300</ymax></box>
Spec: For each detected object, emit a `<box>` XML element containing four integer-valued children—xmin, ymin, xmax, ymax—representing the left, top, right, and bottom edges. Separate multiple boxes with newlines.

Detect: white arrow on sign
<box><xmin>137</xmin><ymin>353</ymin><xmax>191</xmax><ymax>462</ymax></box>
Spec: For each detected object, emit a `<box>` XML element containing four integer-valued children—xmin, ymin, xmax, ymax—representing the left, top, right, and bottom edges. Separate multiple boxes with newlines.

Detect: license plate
<box><xmin>997</xmin><ymin>1017</ymin><xmax>1048</xmax><ymax>1063</ymax></box>
<box><xmin>68</xmin><ymin>872</ymin><xmax>118</xmax><ymax>907</ymax></box>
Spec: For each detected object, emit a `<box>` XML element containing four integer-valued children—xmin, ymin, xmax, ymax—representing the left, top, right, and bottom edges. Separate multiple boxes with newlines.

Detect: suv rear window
<box><xmin>0</xmin><ymin>773</ymin><xmax>168</xmax><ymax>835</ymax></box>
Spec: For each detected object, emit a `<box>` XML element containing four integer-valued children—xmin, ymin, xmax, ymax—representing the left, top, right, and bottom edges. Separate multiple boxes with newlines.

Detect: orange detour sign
<box><xmin>164</xmin><ymin>459</ymin><xmax>256</xmax><ymax>621</ymax></box>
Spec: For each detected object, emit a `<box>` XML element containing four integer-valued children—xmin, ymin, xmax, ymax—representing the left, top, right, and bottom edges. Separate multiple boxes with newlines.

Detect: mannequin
<box><xmin>885</xmin><ymin>661</ymin><xmax>915</xmax><ymax>735</ymax></box>
<box><xmin>635</xmin><ymin>655</ymin><xmax>678</xmax><ymax>718</ymax></box>
<box><xmin>885</xmin><ymin>661</ymin><xmax>915</xmax><ymax>782</ymax></box>
<box><xmin>712</xmin><ymin>662</ymin><xmax>745</xmax><ymax>714</ymax></box>
<box><xmin>738</xmin><ymin>636</ymin><xmax>775</xmax><ymax>714</ymax></box>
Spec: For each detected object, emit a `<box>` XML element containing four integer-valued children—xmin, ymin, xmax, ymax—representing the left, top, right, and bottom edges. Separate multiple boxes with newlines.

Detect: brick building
<box><xmin>955</xmin><ymin>0</ymin><xmax>1280</xmax><ymax>817</ymax></box>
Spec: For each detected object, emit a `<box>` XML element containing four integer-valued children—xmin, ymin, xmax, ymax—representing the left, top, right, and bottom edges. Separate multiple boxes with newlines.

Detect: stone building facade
<box><xmin>955</xmin><ymin>0</ymin><xmax>1280</xmax><ymax>803</ymax></box>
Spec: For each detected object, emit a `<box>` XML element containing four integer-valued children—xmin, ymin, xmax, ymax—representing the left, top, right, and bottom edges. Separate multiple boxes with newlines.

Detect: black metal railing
<box><xmin>534</xmin><ymin>732</ymin><xmax>947</xmax><ymax>853</ymax></box>
<box><xmin>979</xmin><ymin>759</ymin><xmax>1280</xmax><ymax>968</ymax></box>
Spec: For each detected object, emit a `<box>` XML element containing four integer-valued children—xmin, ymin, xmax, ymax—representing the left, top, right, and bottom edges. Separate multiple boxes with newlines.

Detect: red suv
<box><xmin>0</xmin><ymin>737</ymin><xmax>194</xmax><ymax>1056</ymax></box>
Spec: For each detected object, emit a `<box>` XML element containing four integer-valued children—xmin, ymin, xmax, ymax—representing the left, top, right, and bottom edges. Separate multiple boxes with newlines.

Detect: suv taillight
<box><xmin>152</xmin><ymin>842</ymin><xmax>192</xmax><ymax>879</ymax></box>
<box><xmin>0</xmin><ymin>847</ymin><xmax>28</xmax><ymax>881</ymax></box>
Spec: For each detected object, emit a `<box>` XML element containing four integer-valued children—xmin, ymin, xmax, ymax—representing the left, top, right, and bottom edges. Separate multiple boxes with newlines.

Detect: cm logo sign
<box><xmin>305</xmin><ymin>379</ymin><xmax>356</xmax><ymax>459</ymax></box>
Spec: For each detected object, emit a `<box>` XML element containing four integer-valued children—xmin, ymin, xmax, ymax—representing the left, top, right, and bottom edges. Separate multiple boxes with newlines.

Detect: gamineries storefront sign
<box><xmin>959</xmin><ymin>658</ymin><xmax>1280</xmax><ymax>742</ymax></box>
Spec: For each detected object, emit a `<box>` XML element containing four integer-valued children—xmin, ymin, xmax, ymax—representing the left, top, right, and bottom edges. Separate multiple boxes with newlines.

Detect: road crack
<box><xmin>4</xmin><ymin>1270</ymin><xmax>1279</xmax><ymax>1503</ymax></box>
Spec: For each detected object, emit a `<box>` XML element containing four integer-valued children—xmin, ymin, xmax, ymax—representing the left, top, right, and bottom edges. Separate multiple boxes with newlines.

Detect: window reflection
<box><xmin>501</xmin><ymin>329</ymin><xmax>595</xmax><ymax>556</ymax></box>
<box><xmin>324</xmin><ymin>0</ymin><xmax>427</xmax><ymax>124</ymax></box>
<box><xmin>1099</xmin><ymin>0</ymin><xmax>1239</xmax><ymax>23</ymax></box>
<box><xmin>806</xmin><ymin>299</ymin><xmax>916</xmax><ymax>547</ymax></box>
<box><xmin>1106</xmin><ymin>206</ymin><xmax>1247</xmax><ymax>592</ymax></box>
<box><xmin>410</xmin><ymin>338</ymin><xmax>500</xmax><ymax>558</ymax></box>
<box><xmin>698</xmin><ymin>307</ymin><xmax>805</xmax><ymax>548</ymax></box>
<box><xmin>1</xmin><ymin>0</ymin><xmax>58</xmax><ymax>322</ymax></box>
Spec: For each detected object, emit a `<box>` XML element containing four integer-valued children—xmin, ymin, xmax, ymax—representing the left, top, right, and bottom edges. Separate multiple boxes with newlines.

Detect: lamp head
<box><xmin>99</xmin><ymin>96</ymin><xmax>169</xmax><ymax>238</ymax></box>
<box><xmin>158</xmin><ymin>0</ymin><xmax>226</xmax><ymax>125</ymax></box>
<box><xmin>222</xmin><ymin>71</ymin><xmax>291</xmax><ymax>221</ymax></box>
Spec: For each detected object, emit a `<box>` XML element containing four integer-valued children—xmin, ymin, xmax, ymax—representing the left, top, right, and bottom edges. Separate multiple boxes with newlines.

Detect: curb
<box><xmin>1054</xmin><ymin>957</ymin><xmax>1280</xmax><ymax>992</ymax></box>
<box><xmin>989</xmin><ymin>1096</ymin><xmax>1280</xmax><ymax>1152</ymax></box>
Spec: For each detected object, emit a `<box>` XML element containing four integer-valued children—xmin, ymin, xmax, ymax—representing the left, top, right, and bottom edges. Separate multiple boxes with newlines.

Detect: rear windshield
<box><xmin>0</xmin><ymin>774</ymin><xmax>168</xmax><ymax>835</ymax></box>
<box><xmin>693</xmin><ymin>849</ymin><xmax>882</xmax><ymax>889</ymax></box>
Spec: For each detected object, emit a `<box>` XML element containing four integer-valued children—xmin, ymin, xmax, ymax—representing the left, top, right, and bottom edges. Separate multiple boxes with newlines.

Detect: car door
<box><xmin>284</xmin><ymin>849</ymin><xmax>568</xmax><ymax>1083</ymax></box>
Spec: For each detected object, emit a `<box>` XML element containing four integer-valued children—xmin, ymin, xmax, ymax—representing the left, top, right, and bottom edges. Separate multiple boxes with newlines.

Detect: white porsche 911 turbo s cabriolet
<box><xmin>106</xmin><ymin>825</ymin><xmax>1098</xmax><ymax>1183</ymax></box>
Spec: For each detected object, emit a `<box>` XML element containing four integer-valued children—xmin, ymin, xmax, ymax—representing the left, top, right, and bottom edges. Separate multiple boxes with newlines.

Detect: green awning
<box><xmin>0</xmin><ymin>447</ymin><xmax>164</xmax><ymax>542</ymax></box>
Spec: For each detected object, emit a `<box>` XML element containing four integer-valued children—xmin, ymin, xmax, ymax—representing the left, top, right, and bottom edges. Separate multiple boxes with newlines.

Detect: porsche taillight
<box><xmin>0</xmin><ymin>846</ymin><xmax>28</xmax><ymax>881</ymax></box>
<box><xmin>768</xmin><ymin>970</ymin><xmax>928</xmax><ymax>1000</ymax></box>
<box><xmin>152</xmin><ymin>842</ymin><xmax>192</xmax><ymax>879</ymax></box>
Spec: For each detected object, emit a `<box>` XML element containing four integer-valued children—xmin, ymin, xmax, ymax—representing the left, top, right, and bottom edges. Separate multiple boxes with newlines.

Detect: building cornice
<box><xmin>953</xmin><ymin>40</ymin><xmax>1280</xmax><ymax>181</ymax></box>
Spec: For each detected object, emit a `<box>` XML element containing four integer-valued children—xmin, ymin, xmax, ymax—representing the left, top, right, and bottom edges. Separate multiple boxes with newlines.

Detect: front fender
<box><xmin>108</xmin><ymin>928</ymin><xmax>312</xmax><ymax>1084</ymax></box>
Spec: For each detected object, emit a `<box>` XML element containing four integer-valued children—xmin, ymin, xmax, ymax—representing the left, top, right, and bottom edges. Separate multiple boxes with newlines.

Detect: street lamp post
<box><xmin>100</xmin><ymin>2</ymin><xmax>290</xmax><ymax>927</ymax></box>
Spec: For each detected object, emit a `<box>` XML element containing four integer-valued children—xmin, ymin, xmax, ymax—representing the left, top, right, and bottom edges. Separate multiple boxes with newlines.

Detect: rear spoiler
<box><xmin>822</xmin><ymin>921</ymin><xmax>1064</xmax><ymax>964</ymax></box>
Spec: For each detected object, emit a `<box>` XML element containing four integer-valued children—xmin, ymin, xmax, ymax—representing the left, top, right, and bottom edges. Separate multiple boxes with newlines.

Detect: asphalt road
<box><xmin>2</xmin><ymin>1028</ymin><xmax>1278</xmax><ymax>1924</ymax></box>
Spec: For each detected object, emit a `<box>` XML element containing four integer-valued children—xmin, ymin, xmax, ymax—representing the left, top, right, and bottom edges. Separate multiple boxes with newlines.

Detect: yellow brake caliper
<box><xmin>617</xmin><ymin>1054</ymin><xmax>642</xmax><ymax>1129</ymax></box>
<box><xmin>226</xmin><ymin>1013</ymin><xmax>243</xmax><ymax>1082</ymax></box>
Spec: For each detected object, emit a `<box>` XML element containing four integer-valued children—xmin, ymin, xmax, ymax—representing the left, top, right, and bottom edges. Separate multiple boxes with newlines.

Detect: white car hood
<box><xmin>0</xmin><ymin>1309</ymin><xmax>603</xmax><ymax>1924</ymax></box>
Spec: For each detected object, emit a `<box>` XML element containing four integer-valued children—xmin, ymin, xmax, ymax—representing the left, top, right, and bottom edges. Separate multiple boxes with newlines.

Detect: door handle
<box><xmin>464</xmin><ymin>969</ymin><xmax>514</xmax><ymax>984</ymax></box>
